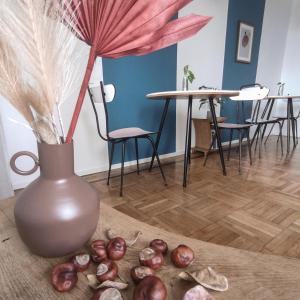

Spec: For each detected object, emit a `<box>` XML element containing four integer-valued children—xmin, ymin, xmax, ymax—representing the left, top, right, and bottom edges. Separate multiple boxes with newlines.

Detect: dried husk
<box><xmin>133</xmin><ymin>266</ymin><xmax>154</xmax><ymax>280</ymax></box>
<box><xmin>87</xmin><ymin>274</ymin><xmax>128</xmax><ymax>290</ymax></box>
<box><xmin>179</xmin><ymin>267</ymin><xmax>228</xmax><ymax>292</ymax></box>
<box><xmin>183</xmin><ymin>285</ymin><xmax>215</xmax><ymax>300</ymax></box>
<box><xmin>106</xmin><ymin>228</ymin><xmax>142</xmax><ymax>247</ymax></box>
<box><xmin>93</xmin><ymin>288</ymin><xmax>124</xmax><ymax>300</ymax></box>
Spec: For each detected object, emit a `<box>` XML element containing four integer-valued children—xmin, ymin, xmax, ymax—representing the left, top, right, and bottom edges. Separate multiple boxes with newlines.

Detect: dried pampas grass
<box><xmin>0</xmin><ymin>0</ymin><xmax>82</xmax><ymax>144</ymax></box>
<box><xmin>0</xmin><ymin>37</ymin><xmax>34</xmax><ymax>125</ymax></box>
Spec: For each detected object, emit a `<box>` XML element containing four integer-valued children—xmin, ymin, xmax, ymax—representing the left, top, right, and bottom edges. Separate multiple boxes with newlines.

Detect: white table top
<box><xmin>147</xmin><ymin>90</ymin><xmax>240</xmax><ymax>99</ymax></box>
<box><xmin>267</xmin><ymin>95</ymin><xmax>300</xmax><ymax>100</ymax></box>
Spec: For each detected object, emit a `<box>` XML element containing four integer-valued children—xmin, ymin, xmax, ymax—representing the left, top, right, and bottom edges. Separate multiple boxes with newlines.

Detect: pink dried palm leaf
<box><xmin>62</xmin><ymin>0</ymin><xmax>212</xmax><ymax>143</ymax></box>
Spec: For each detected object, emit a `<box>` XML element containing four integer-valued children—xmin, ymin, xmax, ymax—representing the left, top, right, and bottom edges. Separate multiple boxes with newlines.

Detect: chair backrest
<box><xmin>230</xmin><ymin>84</ymin><xmax>269</xmax><ymax>101</ymax></box>
<box><xmin>88</xmin><ymin>81</ymin><xmax>116</xmax><ymax>141</ymax></box>
<box><xmin>229</xmin><ymin>84</ymin><xmax>270</xmax><ymax>124</ymax></box>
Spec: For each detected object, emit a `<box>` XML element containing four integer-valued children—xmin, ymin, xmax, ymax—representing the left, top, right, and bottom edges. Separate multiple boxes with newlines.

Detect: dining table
<box><xmin>261</xmin><ymin>95</ymin><xmax>300</xmax><ymax>153</ymax></box>
<box><xmin>147</xmin><ymin>90</ymin><xmax>239</xmax><ymax>187</ymax></box>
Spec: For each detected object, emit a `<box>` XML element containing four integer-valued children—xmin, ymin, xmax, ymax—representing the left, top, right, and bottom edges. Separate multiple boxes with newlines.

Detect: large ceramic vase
<box><xmin>10</xmin><ymin>142</ymin><xmax>99</xmax><ymax>257</ymax></box>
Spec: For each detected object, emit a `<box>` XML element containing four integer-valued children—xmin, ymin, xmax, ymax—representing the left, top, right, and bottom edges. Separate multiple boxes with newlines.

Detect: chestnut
<box><xmin>51</xmin><ymin>262</ymin><xmax>78</xmax><ymax>292</ymax></box>
<box><xmin>139</xmin><ymin>248</ymin><xmax>164</xmax><ymax>270</ymax></box>
<box><xmin>106</xmin><ymin>237</ymin><xmax>127</xmax><ymax>260</ymax></box>
<box><xmin>92</xmin><ymin>288</ymin><xmax>123</xmax><ymax>300</ymax></box>
<box><xmin>171</xmin><ymin>244</ymin><xmax>194</xmax><ymax>268</ymax></box>
<box><xmin>96</xmin><ymin>259</ymin><xmax>118</xmax><ymax>283</ymax></box>
<box><xmin>130</xmin><ymin>266</ymin><xmax>155</xmax><ymax>284</ymax></box>
<box><xmin>91</xmin><ymin>240</ymin><xmax>108</xmax><ymax>263</ymax></box>
<box><xmin>71</xmin><ymin>253</ymin><xmax>91</xmax><ymax>272</ymax></box>
<box><xmin>133</xmin><ymin>276</ymin><xmax>167</xmax><ymax>300</ymax></box>
<box><xmin>149</xmin><ymin>239</ymin><xmax>168</xmax><ymax>256</ymax></box>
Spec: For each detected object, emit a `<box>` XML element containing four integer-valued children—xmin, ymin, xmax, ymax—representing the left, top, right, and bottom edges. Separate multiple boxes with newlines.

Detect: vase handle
<box><xmin>10</xmin><ymin>151</ymin><xmax>39</xmax><ymax>176</ymax></box>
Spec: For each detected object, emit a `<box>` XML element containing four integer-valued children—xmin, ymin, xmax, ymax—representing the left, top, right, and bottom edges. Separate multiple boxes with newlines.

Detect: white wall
<box><xmin>281</xmin><ymin>0</ymin><xmax>300</xmax><ymax>95</ymax></box>
<box><xmin>61</xmin><ymin>54</ymin><xmax>110</xmax><ymax>178</ymax></box>
<box><xmin>176</xmin><ymin>0</ymin><xmax>229</xmax><ymax>152</ymax></box>
<box><xmin>279</xmin><ymin>0</ymin><xmax>300</xmax><ymax>136</ymax></box>
<box><xmin>255</xmin><ymin>0</ymin><xmax>293</xmax><ymax>137</ymax></box>
<box><xmin>0</xmin><ymin>98</ymin><xmax>40</xmax><ymax>189</ymax></box>
<box><xmin>256</xmin><ymin>0</ymin><xmax>300</xmax><ymax>137</ymax></box>
<box><xmin>0</xmin><ymin>42</ymin><xmax>109</xmax><ymax>190</ymax></box>
<box><xmin>256</xmin><ymin>0</ymin><xmax>292</xmax><ymax>95</ymax></box>
<box><xmin>0</xmin><ymin>113</ymin><xmax>13</xmax><ymax>199</ymax></box>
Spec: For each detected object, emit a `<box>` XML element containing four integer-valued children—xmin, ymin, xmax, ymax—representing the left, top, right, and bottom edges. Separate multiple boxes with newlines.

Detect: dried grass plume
<box><xmin>0</xmin><ymin>0</ymin><xmax>82</xmax><ymax>144</ymax></box>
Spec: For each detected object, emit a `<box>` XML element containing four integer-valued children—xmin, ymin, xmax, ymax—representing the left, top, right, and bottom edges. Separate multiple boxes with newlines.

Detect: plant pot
<box><xmin>182</xmin><ymin>76</ymin><xmax>189</xmax><ymax>91</ymax></box>
<box><xmin>10</xmin><ymin>142</ymin><xmax>99</xmax><ymax>257</ymax></box>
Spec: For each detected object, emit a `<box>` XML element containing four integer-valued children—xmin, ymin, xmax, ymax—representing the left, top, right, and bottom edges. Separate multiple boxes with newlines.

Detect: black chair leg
<box><xmin>238</xmin><ymin>129</ymin><xmax>242</xmax><ymax>174</ymax></box>
<box><xmin>293</xmin><ymin>118</ymin><xmax>298</xmax><ymax>145</ymax></box>
<box><xmin>254</xmin><ymin>125</ymin><xmax>260</xmax><ymax>152</ymax></box>
<box><xmin>203</xmin><ymin>132</ymin><xmax>217</xmax><ymax>167</ymax></box>
<box><xmin>235</xmin><ymin>129</ymin><xmax>245</xmax><ymax>153</ymax></box>
<box><xmin>278</xmin><ymin>122</ymin><xmax>284</xmax><ymax>156</ymax></box>
<box><xmin>264</xmin><ymin>123</ymin><xmax>276</xmax><ymax>145</ymax></box>
<box><xmin>120</xmin><ymin>141</ymin><xmax>126</xmax><ymax>197</ymax></box>
<box><xmin>107</xmin><ymin>142</ymin><xmax>115</xmax><ymax>185</ymax></box>
<box><xmin>246</xmin><ymin>128</ymin><xmax>252</xmax><ymax>165</ymax></box>
<box><xmin>227</xmin><ymin>129</ymin><xmax>233</xmax><ymax>161</ymax></box>
<box><xmin>135</xmin><ymin>138</ymin><xmax>140</xmax><ymax>175</ymax></box>
<box><xmin>277</xmin><ymin>120</ymin><xmax>284</xmax><ymax>143</ymax></box>
<box><xmin>147</xmin><ymin>136</ymin><xmax>167</xmax><ymax>186</ymax></box>
<box><xmin>296</xmin><ymin>119</ymin><xmax>298</xmax><ymax>145</ymax></box>
<box><xmin>258</xmin><ymin>125</ymin><xmax>263</xmax><ymax>159</ymax></box>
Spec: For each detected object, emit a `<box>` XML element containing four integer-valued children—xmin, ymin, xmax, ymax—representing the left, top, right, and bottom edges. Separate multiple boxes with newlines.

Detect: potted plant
<box><xmin>198</xmin><ymin>86</ymin><xmax>223</xmax><ymax>120</ymax></box>
<box><xmin>193</xmin><ymin>86</ymin><xmax>225</xmax><ymax>155</ymax></box>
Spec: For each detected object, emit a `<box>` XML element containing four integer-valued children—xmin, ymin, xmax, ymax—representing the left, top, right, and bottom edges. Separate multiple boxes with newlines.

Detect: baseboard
<box><xmin>13</xmin><ymin>180</ymin><xmax>33</xmax><ymax>191</ymax></box>
<box><xmin>12</xmin><ymin>150</ymin><xmax>184</xmax><ymax>190</ymax></box>
<box><xmin>76</xmin><ymin>150</ymin><xmax>184</xmax><ymax>177</ymax></box>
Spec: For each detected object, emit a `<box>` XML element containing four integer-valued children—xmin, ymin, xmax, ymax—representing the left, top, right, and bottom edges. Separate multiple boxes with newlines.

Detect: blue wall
<box><xmin>102</xmin><ymin>46</ymin><xmax>177</xmax><ymax>164</ymax></box>
<box><xmin>101</xmin><ymin>0</ymin><xmax>267</xmax><ymax>159</ymax></box>
<box><xmin>221</xmin><ymin>0</ymin><xmax>266</xmax><ymax>140</ymax></box>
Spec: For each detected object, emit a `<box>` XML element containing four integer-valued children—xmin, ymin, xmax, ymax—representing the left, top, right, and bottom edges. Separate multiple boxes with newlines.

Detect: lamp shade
<box><xmin>89</xmin><ymin>83</ymin><xmax>115</xmax><ymax>103</ymax></box>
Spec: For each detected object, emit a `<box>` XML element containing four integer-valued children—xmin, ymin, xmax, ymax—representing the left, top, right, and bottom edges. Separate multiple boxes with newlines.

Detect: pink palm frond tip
<box><xmin>61</xmin><ymin>0</ymin><xmax>212</xmax><ymax>143</ymax></box>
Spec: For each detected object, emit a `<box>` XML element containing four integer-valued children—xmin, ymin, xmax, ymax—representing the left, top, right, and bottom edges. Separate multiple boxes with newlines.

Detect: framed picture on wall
<box><xmin>236</xmin><ymin>21</ymin><xmax>254</xmax><ymax>64</ymax></box>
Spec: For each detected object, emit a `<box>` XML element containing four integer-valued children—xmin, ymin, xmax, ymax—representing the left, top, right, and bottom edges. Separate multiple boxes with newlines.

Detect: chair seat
<box><xmin>218</xmin><ymin>123</ymin><xmax>251</xmax><ymax>129</ymax></box>
<box><xmin>109</xmin><ymin>127</ymin><xmax>153</xmax><ymax>139</ymax></box>
<box><xmin>245</xmin><ymin>117</ymin><xmax>279</xmax><ymax>124</ymax></box>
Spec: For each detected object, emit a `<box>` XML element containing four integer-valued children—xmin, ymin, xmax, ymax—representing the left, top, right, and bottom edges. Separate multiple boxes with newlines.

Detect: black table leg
<box><xmin>149</xmin><ymin>98</ymin><xmax>170</xmax><ymax>171</ymax></box>
<box><xmin>261</xmin><ymin>99</ymin><xmax>275</xmax><ymax>140</ymax></box>
<box><xmin>290</xmin><ymin>98</ymin><xmax>296</xmax><ymax>147</ymax></box>
<box><xmin>183</xmin><ymin>96</ymin><xmax>193</xmax><ymax>187</ymax></box>
<box><xmin>287</xmin><ymin>99</ymin><xmax>291</xmax><ymax>153</ymax></box>
<box><xmin>251</xmin><ymin>126</ymin><xmax>259</xmax><ymax>146</ymax></box>
<box><xmin>208</xmin><ymin>96</ymin><xmax>227</xmax><ymax>176</ymax></box>
<box><xmin>260</xmin><ymin>99</ymin><xmax>271</xmax><ymax>139</ymax></box>
<box><xmin>187</xmin><ymin>98</ymin><xmax>193</xmax><ymax>165</ymax></box>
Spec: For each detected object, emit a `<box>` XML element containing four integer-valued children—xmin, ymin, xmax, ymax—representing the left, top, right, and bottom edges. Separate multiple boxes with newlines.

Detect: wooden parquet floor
<box><xmin>87</xmin><ymin>137</ymin><xmax>300</xmax><ymax>259</ymax></box>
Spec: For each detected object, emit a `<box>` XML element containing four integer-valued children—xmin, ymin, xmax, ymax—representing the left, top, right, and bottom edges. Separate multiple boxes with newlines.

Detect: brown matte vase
<box><xmin>10</xmin><ymin>142</ymin><xmax>99</xmax><ymax>257</ymax></box>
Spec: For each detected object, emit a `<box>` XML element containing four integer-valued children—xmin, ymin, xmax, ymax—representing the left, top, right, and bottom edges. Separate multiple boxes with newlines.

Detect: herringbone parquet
<box><xmin>87</xmin><ymin>137</ymin><xmax>300</xmax><ymax>259</ymax></box>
